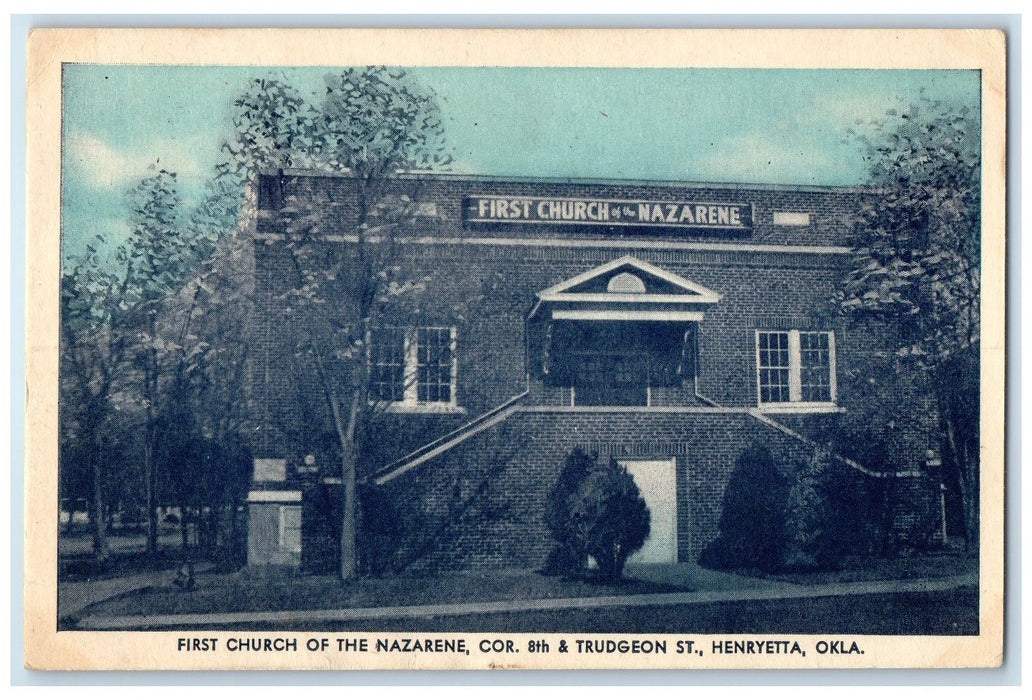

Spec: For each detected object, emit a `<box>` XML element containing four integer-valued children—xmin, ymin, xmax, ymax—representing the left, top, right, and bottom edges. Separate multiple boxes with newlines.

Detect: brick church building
<box><xmin>246</xmin><ymin>171</ymin><xmax>940</xmax><ymax>571</ymax></box>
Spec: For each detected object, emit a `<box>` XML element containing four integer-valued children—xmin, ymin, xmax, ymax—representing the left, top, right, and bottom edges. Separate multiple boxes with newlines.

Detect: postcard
<box><xmin>24</xmin><ymin>27</ymin><xmax>1005</xmax><ymax>670</ymax></box>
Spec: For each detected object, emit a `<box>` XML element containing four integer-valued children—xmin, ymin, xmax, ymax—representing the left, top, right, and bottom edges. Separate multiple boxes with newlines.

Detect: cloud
<box><xmin>62</xmin><ymin>130</ymin><xmax>219</xmax><ymax>268</ymax></box>
<box><xmin>65</xmin><ymin>131</ymin><xmax>136</xmax><ymax>189</ymax></box>
<box><xmin>64</xmin><ymin>130</ymin><xmax>209</xmax><ymax>192</ymax></box>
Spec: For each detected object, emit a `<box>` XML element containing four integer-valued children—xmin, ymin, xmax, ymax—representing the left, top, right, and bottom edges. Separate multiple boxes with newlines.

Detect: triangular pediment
<box><xmin>537</xmin><ymin>256</ymin><xmax>721</xmax><ymax>304</ymax></box>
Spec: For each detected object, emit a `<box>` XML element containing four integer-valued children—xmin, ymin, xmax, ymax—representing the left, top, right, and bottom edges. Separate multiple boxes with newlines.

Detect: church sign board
<box><xmin>464</xmin><ymin>195</ymin><xmax>754</xmax><ymax>233</ymax></box>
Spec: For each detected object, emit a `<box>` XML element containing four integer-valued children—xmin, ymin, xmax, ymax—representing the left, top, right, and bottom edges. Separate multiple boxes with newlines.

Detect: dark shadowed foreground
<box><xmin>241</xmin><ymin>588</ymin><xmax>980</xmax><ymax>635</ymax></box>
<box><xmin>67</xmin><ymin>553</ymin><xmax>977</xmax><ymax>635</ymax></box>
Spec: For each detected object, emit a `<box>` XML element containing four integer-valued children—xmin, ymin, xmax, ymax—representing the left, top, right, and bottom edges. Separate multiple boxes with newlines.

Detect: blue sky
<box><xmin>61</xmin><ymin>65</ymin><xmax>980</xmax><ymax>263</ymax></box>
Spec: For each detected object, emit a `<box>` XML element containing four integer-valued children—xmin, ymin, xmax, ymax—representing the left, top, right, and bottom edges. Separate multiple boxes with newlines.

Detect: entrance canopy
<box><xmin>527</xmin><ymin>257</ymin><xmax>720</xmax><ymax>405</ymax></box>
<box><xmin>528</xmin><ymin>255</ymin><xmax>721</xmax><ymax>323</ymax></box>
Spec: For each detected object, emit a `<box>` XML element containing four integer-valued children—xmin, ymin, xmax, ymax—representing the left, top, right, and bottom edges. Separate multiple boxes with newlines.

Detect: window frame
<box><xmin>369</xmin><ymin>325</ymin><xmax>462</xmax><ymax>413</ymax></box>
<box><xmin>754</xmin><ymin>329</ymin><xmax>838</xmax><ymax>413</ymax></box>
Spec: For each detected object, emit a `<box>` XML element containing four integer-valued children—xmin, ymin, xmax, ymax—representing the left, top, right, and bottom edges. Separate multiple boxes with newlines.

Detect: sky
<box><xmin>60</xmin><ymin>65</ymin><xmax>980</xmax><ymax>264</ymax></box>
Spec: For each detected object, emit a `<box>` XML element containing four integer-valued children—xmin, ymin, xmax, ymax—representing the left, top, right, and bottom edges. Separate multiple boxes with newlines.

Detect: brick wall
<box><xmin>252</xmin><ymin>172</ymin><xmax>941</xmax><ymax>571</ymax></box>
<box><xmin>254</xmin><ymin>238</ymin><xmax>853</xmax><ymax>453</ymax></box>
<box><xmin>254</xmin><ymin>173</ymin><xmax>863</xmax><ymax>426</ymax></box>
<box><xmin>366</xmin><ymin>408</ymin><xmax>834</xmax><ymax>572</ymax></box>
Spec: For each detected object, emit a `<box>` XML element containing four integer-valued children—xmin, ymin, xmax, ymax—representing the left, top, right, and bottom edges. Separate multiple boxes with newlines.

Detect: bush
<box><xmin>699</xmin><ymin>441</ymin><xmax>789</xmax><ymax>572</ymax></box>
<box><xmin>702</xmin><ymin>442</ymin><xmax>879</xmax><ymax>573</ymax></box>
<box><xmin>572</xmin><ymin>458</ymin><xmax>651</xmax><ymax>581</ymax></box>
<box><xmin>782</xmin><ymin>448</ymin><xmax>839</xmax><ymax>571</ymax></box>
<box><xmin>542</xmin><ymin>448</ymin><xmax>595</xmax><ymax>575</ymax></box>
<box><xmin>544</xmin><ymin>449</ymin><xmax>650</xmax><ymax>581</ymax></box>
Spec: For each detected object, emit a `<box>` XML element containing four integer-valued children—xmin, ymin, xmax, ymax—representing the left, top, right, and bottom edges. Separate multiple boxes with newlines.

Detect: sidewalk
<box><xmin>60</xmin><ymin>563</ymin><xmax>212</xmax><ymax>620</ymax></box>
<box><xmin>73</xmin><ymin>570</ymin><xmax>977</xmax><ymax>630</ymax></box>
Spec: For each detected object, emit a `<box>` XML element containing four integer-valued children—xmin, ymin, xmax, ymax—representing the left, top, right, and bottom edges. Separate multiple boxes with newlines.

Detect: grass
<box><xmin>735</xmin><ymin>550</ymin><xmax>978</xmax><ymax>586</ymax></box>
<box><xmin>75</xmin><ymin>567</ymin><xmax>688</xmax><ymax>620</ymax></box>
<box><xmin>313</xmin><ymin>587</ymin><xmax>980</xmax><ymax>635</ymax></box>
<box><xmin>103</xmin><ymin>587</ymin><xmax>980</xmax><ymax>635</ymax></box>
<box><xmin>68</xmin><ymin>549</ymin><xmax>978</xmax><ymax>634</ymax></box>
<box><xmin>60</xmin><ymin>548</ymin><xmax>195</xmax><ymax>582</ymax></box>
<box><xmin>58</xmin><ymin>526</ymin><xmax>217</xmax><ymax>582</ymax></box>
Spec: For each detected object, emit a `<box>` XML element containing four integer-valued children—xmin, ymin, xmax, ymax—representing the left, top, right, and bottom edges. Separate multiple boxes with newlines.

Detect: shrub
<box><xmin>542</xmin><ymin>448</ymin><xmax>595</xmax><ymax>575</ymax></box>
<box><xmin>571</xmin><ymin>458</ymin><xmax>651</xmax><ymax>581</ymax></box>
<box><xmin>699</xmin><ymin>441</ymin><xmax>789</xmax><ymax>572</ymax></box>
<box><xmin>782</xmin><ymin>448</ymin><xmax>839</xmax><ymax>571</ymax></box>
<box><xmin>544</xmin><ymin>450</ymin><xmax>650</xmax><ymax>581</ymax></box>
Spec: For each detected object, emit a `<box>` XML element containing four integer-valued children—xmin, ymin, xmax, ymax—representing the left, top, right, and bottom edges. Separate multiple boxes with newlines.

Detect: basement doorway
<box><xmin>619</xmin><ymin>457</ymin><xmax>678</xmax><ymax>565</ymax></box>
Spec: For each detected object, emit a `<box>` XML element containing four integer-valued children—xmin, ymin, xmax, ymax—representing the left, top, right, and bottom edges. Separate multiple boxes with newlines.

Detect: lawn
<box><xmin>59</xmin><ymin>527</ymin><xmax>201</xmax><ymax>582</ymax></box>
<box><xmin>101</xmin><ymin>587</ymin><xmax>979</xmax><ymax>635</ymax></box>
<box><xmin>75</xmin><ymin>567</ymin><xmax>688</xmax><ymax>620</ymax></box>
<box><xmin>746</xmin><ymin>550</ymin><xmax>979</xmax><ymax>586</ymax></box>
<box><xmin>69</xmin><ymin>549</ymin><xmax>978</xmax><ymax>635</ymax></box>
<box><xmin>255</xmin><ymin>587</ymin><xmax>978</xmax><ymax>635</ymax></box>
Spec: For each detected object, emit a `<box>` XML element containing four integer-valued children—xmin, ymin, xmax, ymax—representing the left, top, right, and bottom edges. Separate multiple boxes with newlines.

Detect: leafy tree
<box><xmin>60</xmin><ymin>248</ymin><xmax>127</xmax><ymax>562</ymax></box>
<box><xmin>811</xmin><ymin>345</ymin><xmax>947</xmax><ymax>554</ymax></box>
<box><xmin>544</xmin><ymin>450</ymin><xmax>650</xmax><ymax>582</ymax></box>
<box><xmin>316</xmin><ymin>68</ymin><xmax>451</xmax><ymax>178</ymax></box>
<box><xmin>225</xmin><ymin>67</ymin><xmax>453</xmax><ymax>579</ymax></box>
<box><xmin>121</xmin><ymin>167</ymin><xmax>211</xmax><ymax>556</ymax></box>
<box><xmin>62</xmin><ymin>166</ymin><xmax>188</xmax><ymax>560</ymax></box>
<box><xmin>215</xmin><ymin>75</ymin><xmax>320</xmax><ymax>228</ymax></box>
<box><xmin>153</xmin><ymin>217</ymin><xmax>256</xmax><ymax>560</ymax></box>
<box><xmin>141</xmin><ymin>111</ymin><xmax>268</xmax><ymax>561</ymax></box>
<box><xmin>840</xmin><ymin>97</ymin><xmax>981</xmax><ymax>551</ymax></box>
<box><xmin>60</xmin><ymin>166</ymin><xmax>223</xmax><ymax>562</ymax></box>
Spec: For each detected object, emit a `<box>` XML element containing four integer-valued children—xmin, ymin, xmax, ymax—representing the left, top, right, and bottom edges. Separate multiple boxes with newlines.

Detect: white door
<box><xmin>620</xmin><ymin>458</ymin><xmax>678</xmax><ymax>564</ymax></box>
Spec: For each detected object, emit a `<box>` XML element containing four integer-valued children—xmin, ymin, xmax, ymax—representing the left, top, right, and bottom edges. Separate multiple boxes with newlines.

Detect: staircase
<box><xmin>366</xmin><ymin>391</ymin><xmax>530</xmax><ymax>486</ymax></box>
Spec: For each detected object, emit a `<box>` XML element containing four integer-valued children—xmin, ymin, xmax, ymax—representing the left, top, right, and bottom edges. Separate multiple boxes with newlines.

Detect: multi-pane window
<box><xmin>416</xmin><ymin>327</ymin><xmax>453</xmax><ymax>403</ymax></box>
<box><xmin>370</xmin><ymin>326</ymin><xmax>458</xmax><ymax>408</ymax></box>
<box><xmin>371</xmin><ymin>326</ymin><xmax>407</xmax><ymax>402</ymax></box>
<box><xmin>757</xmin><ymin>331</ymin><xmax>791</xmax><ymax>403</ymax></box>
<box><xmin>756</xmin><ymin>330</ymin><xmax>836</xmax><ymax>408</ymax></box>
<box><xmin>799</xmin><ymin>332</ymin><xmax>832</xmax><ymax>402</ymax></box>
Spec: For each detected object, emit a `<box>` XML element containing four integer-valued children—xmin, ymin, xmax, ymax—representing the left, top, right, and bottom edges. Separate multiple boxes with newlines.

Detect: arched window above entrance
<box><xmin>607</xmin><ymin>272</ymin><xmax>647</xmax><ymax>294</ymax></box>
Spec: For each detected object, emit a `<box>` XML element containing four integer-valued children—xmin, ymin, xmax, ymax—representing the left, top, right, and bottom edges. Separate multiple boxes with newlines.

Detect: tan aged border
<box><xmin>24</xmin><ymin>27</ymin><xmax>1006</xmax><ymax>671</ymax></box>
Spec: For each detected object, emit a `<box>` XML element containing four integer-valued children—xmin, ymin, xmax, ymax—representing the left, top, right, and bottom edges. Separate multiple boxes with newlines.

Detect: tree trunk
<box><xmin>90</xmin><ymin>457</ymin><xmax>109</xmax><ymax>564</ymax></box>
<box><xmin>957</xmin><ymin>433</ymin><xmax>979</xmax><ymax>555</ymax></box>
<box><xmin>340</xmin><ymin>444</ymin><xmax>358</xmax><ymax>580</ymax></box>
<box><xmin>145</xmin><ymin>440</ymin><xmax>158</xmax><ymax>558</ymax></box>
<box><xmin>333</xmin><ymin>388</ymin><xmax>364</xmax><ymax>581</ymax></box>
<box><xmin>208</xmin><ymin>505</ymin><xmax>221</xmax><ymax>556</ymax></box>
<box><xmin>934</xmin><ymin>354</ymin><xmax>979</xmax><ymax>555</ymax></box>
<box><xmin>144</xmin><ymin>312</ymin><xmax>161</xmax><ymax>559</ymax></box>
<box><xmin>181</xmin><ymin>505</ymin><xmax>189</xmax><ymax>555</ymax></box>
<box><xmin>228</xmin><ymin>502</ymin><xmax>241</xmax><ymax>564</ymax></box>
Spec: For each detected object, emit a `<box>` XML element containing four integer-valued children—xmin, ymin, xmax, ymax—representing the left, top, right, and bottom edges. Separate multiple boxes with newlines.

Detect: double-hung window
<box><xmin>370</xmin><ymin>326</ymin><xmax>460</xmax><ymax>411</ymax></box>
<box><xmin>756</xmin><ymin>330</ymin><xmax>837</xmax><ymax>411</ymax></box>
